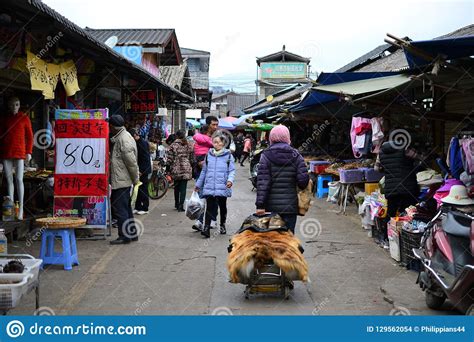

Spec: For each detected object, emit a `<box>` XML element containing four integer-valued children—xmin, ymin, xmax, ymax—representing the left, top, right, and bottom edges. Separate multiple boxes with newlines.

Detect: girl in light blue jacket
<box><xmin>195</xmin><ymin>133</ymin><xmax>235</xmax><ymax>238</ymax></box>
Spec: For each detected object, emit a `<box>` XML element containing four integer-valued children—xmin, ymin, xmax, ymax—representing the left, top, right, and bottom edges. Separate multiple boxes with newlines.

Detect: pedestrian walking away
<box><xmin>240</xmin><ymin>134</ymin><xmax>252</xmax><ymax>166</ymax></box>
<box><xmin>130</xmin><ymin>128</ymin><xmax>152</xmax><ymax>215</ymax></box>
<box><xmin>195</xmin><ymin>132</ymin><xmax>236</xmax><ymax>238</ymax></box>
<box><xmin>167</xmin><ymin>130</ymin><xmax>194</xmax><ymax>212</ymax></box>
<box><xmin>108</xmin><ymin>115</ymin><xmax>140</xmax><ymax>245</ymax></box>
<box><xmin>255</xmin><ymin>125</ymin><xmax>309</xmax><ymax>234</ymax></box>
<box><xmin>234</xmin><ymin>132</ymin><xmax>244</xmax><ymax>163</ymax></box>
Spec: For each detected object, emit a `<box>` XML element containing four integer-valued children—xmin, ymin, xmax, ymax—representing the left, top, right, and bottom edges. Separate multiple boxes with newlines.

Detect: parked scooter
<box><xmin>413</xmin><ymin>204</ymin><xmax>474</xmax><ymax>314</ymax></box>
<box><xmin>249</xmin><ymin>140</ymin><xmax>268</xmax><ymax>190</ymax></box>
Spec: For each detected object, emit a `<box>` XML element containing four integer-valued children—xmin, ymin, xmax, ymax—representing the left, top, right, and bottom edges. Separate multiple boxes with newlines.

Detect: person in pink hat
<box><xmin>255</xmin><ymin>125</ymin><xmax>309</xmax><ymax>233</ymax></box>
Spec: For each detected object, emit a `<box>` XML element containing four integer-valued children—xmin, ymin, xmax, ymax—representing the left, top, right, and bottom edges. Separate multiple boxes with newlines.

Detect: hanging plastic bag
<box><xmin>185</xmin><ymin>191</ymin><xmax>205</xmax><ymax>220</ymax></box>
<box><xmin>131</xmin><ymin>181</ymin><xmax>143</xmax><ymax>208</ymax></box>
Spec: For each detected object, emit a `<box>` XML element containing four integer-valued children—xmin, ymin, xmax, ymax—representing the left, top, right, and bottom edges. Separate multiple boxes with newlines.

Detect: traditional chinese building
<box><xmin>256</xmin><ymin>45</ymin><xmax>312</xmax><ymax>100</ymax></box>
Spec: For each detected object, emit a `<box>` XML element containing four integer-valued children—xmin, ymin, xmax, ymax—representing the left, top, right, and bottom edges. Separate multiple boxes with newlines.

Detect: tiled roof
<box><xmin>336</xmin><ymin>24</ymin><xmax>474</xmax><ymax>73</ymax></box>
<box><xmin>7</xmin><ymin>0</ymin><xmax>193</xmax><ymax>102</ymax></box>
<box><xmin>257</xmin><ymin>49</ymin><xmax>310</xmax><ymax>65</ymax></box>
<box><xmin>181</xmin><ymin>48</ymin><xmax>210</xmax><ymax>56</ymax></box>
<box><xmin>84</xmin><ymin>28</ymin><xmax>175</xmax><ymax>46</ymax></box>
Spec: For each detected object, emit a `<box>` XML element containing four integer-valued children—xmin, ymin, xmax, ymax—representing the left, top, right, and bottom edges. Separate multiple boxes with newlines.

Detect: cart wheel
<box><xmin>282</xmin><ymin>286</ymin><xmax>290</xmax><ymax>300</ymax></box>
<box><xmin>244</xmin><ymin>287</ymin><xmax>250</xmax><ymax>300</ymax></box>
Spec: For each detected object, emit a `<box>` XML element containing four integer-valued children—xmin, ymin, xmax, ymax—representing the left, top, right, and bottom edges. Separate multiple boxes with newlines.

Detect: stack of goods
<box><xmin>227</xmin><ymin>214</ymin><xmax>308</xmax><ymax>284</ymax></box>
<box><xmin>359</xmin><ymin>192</ymin><xmax>387</xmax><ymax>231</ymax></box>
<box><xmin>23</xmin><ymin>169</ymin><xmax>53</xmax><ymax>180</ymax></box>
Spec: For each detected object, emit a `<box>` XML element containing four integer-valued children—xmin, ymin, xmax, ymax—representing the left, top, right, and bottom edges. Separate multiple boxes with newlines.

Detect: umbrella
<box><xmin>186</xmin><ymin>119</ymin><xmax>201</xmax><ymax>128</ymax></box>
<box><xmin>218</xmin><ymin>118</ymin><xmax>235</xmax><ymax>130</ymax></box>
<box><xmin>220</xmin><ymin>116</ymin><xmax>238</xmax><ymax>123</ymax></box>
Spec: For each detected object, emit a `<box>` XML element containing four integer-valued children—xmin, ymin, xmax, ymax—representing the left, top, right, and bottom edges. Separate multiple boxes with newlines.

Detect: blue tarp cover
<box><xmin>404</xmin><ymin>35</ymin><xmax>474</xmax><ymax>68</ymax></box>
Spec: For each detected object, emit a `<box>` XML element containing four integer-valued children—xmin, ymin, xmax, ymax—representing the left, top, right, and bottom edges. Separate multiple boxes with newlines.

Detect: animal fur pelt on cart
<box><xmin>227</xmin><ymin>230</ymin><xmax>308</xmax><ymax>283</ymax></box>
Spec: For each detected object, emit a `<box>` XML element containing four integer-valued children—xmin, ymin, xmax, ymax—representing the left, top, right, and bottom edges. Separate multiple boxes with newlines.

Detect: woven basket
<box><xmin>35</xmin><ymin>217</ymin><xmax>87</xmax><ymax>229</ymax></box>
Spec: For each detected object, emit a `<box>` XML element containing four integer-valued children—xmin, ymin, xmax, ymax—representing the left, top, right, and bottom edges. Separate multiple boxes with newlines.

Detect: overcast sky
<box><xmin>44</xmin><ymin>0</ymin><xmax>473</xmax><ymax>91</ymax></box>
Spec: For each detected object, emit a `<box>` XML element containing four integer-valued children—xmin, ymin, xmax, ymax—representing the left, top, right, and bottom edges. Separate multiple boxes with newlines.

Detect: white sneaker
<box><xmin>192</xmin><ymin>220</ymin><xmax>203</xmax><ymax>231</ymax></box>
<box><xmin>136</xmin><ymin>211</ymin><xmax>149</xmax><ymax>215</ymax></box>
<box><xmin>133</xmin><ymin>209</ymin><xmax>138</xmax><ymax>214</ymax></box>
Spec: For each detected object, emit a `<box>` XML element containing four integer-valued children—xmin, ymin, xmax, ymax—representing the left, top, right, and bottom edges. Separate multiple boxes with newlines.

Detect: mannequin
<box><xmin>0</xmin><ymin>97</ymin><xmax>33</xmax><ymax>220</ymax></box>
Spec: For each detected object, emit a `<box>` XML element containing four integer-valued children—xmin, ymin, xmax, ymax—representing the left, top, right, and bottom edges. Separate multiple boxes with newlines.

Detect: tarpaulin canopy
<box><xmin>290</xmin><ymin>72</ymin><xmax>403</xmax><ymax>112</ymax></box>
<box><xmin>313</xmin><ymin>74</ymin><xmax>412</xmax><ymax>97</ymax></box>
<box><xmin>248</xmin><ymin>123</ymin><xmax>274</xmax><ymax>131</ymax></box>
<box><xmin>233</xmin><ymin>113</ymin><xmax>259</xmax><ymax>127</ymax></box>
<box><xmin>404</xmin><ymin>35</ymin><xmax>474</xmax><ymax>69</ymax></box>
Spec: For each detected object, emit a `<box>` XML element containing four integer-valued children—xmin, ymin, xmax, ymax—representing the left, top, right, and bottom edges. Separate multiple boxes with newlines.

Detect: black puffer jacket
<box><xmin>256</xmin><ymin>142</ymin><xmax>309</xmax><ymax>214</ymax></box>
<box><xmin>379</xmin><ymin>142</ymin><xmax>418</xmax><ymax>197</ymax></box>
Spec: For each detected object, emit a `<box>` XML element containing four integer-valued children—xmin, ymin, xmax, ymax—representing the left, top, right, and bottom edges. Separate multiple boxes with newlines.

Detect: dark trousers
<box><xmin>280</xmin><ymin>214</ymin><xmax>297</xmax><ymax>234</ymax></box>
<box><xmin>205</xmin><ymin>196</ymin><xmax>227</xmax><ymax>226</ymax></box>
<box><xmin>174</xmin><ymin>179</ymin><xmax>188</xmax><ymax>208</ymax></box>
<box><xmin>240</xmin><ymin>152</ymin><xmax>250</xmax><ymax>164</ymax></box>
<box><xmin>135</xmin><ymin>174</ymin><xmax>150</xmax><ymax>211</ymax></box>
<box><xmin>387</xmin><ymin>194</ymin><xmax>417</xmax><ymax>218</ymax></box>
<box><xmin>111</xmin><ymin>187</ymin><xmax>135</xmax><ymax>240</ymax></box>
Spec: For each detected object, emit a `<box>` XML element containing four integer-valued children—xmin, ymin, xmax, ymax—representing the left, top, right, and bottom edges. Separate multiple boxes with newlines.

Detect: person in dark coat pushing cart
<box><xmin>255</xmin><ymin>125</ymin><xmax>309</xmax><ymax>233</ymax></box>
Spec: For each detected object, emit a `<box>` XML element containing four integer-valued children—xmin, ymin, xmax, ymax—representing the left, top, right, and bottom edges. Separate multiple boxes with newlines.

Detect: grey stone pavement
<box><xmin>9</xmin><ymin>164</ymin><xmax>456</xmax><ymax>316</ymax></box>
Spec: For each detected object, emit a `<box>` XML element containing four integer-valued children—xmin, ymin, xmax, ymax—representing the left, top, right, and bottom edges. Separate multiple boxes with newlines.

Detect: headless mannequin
<box><xmin>3</xmin><ymin>98</ymin><xmax>31</xmax><ymax>220</ymax></box>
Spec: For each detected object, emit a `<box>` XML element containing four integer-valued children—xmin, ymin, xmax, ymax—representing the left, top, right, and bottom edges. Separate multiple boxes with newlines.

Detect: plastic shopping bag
<box><xmin>185</xmin><ymin>191</ymin><xmax>205</xmax><ymax>220</ymax></box>
<box><xmin>131</xmin><ymin>181</ymin><xmax>143</xmax><ymax>208</ymax></box>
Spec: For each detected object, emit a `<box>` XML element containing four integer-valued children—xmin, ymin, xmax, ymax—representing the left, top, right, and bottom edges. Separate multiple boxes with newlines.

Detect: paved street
<box><xmin>10</xmin><ymin>164</ymin><xmax>454</xmax><ymax>316</ymax></box>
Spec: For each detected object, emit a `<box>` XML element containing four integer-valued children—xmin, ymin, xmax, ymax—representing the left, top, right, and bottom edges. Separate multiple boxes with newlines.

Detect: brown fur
<box><xmin>227</xmin><ymin>230</ymin><xmax>308</xmax><ymax>283</ymax></box>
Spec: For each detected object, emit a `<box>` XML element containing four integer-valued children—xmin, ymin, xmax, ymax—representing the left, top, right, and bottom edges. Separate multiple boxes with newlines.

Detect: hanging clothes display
<box><xmin>371</xmin><ymin>117</ymin><xmax>384</xmax><ymax>154</ymax></box>
<box><xmin>447</xmin><ymin>137</ymin><xmax>464</xmax><ymax>179</ymax></box>
<box><xmin>461</xmin><ymin>138</ymin><xmax>474</xmax><ymax>175</ymax></box>
<box><xmin>350</xmin><ymin>117</ymin><xmax>372</xmax><ymax>158</ymax></box>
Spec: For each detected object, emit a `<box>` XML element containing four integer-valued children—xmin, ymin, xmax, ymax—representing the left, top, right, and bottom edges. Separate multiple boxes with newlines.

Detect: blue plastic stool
<box><xmin>40</xmin><ymin>229</ymin><xmax>79</xmax><ymax>271</ymax></box>
<box><xmin>316</xmin><ymin>175</ymin><xmax>333</xmax><ymax>198</ymax></box>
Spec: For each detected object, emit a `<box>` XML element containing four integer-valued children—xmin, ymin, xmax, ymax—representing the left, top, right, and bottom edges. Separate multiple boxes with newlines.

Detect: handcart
<box><xmin>0</xmin><ymin>254</ymin><xmax>42</xmax><ymax>314</ymax></box>
<box><xmin>244</xmin><ymin>263</ymin><xmax>294</xmax><ymax>300</ymax></box>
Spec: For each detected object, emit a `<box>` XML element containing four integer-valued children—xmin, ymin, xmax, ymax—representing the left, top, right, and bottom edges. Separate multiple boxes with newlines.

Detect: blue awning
<box><xmin>290</xmin><ymin>72</ymin><xmax>401</xmax><ymax>112</ymax></box>
<box><xmin>404</xmin><ymin>35</ymin><xmax>474</xmax><ymax>69</ymax></box>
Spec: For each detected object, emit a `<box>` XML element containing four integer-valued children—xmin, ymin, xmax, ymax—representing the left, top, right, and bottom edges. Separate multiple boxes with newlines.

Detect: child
<box><xmin>195</xmin><ymin>132</ymin><xmax>235</xmax><ymax>238</ymax></box>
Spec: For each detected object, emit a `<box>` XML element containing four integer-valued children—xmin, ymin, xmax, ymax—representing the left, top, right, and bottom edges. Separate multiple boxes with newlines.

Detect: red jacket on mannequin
<box><xmin>0</xmin><ymin>112</ymin><xmax>33</xmax><ymax>160</ymax></box>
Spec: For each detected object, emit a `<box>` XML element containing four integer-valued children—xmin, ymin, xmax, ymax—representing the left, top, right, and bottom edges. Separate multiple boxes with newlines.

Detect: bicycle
<box><xmin>148</xmin><ymin>158</ymin><xmax>170</xmax><ymax>200</ymax></box>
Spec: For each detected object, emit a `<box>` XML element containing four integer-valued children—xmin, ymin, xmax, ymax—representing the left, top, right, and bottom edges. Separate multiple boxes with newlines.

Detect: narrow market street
<box><xmin>9</xmin><ymin>165</ymin><xmax>452</xmax><ymax>316</ymax></box>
